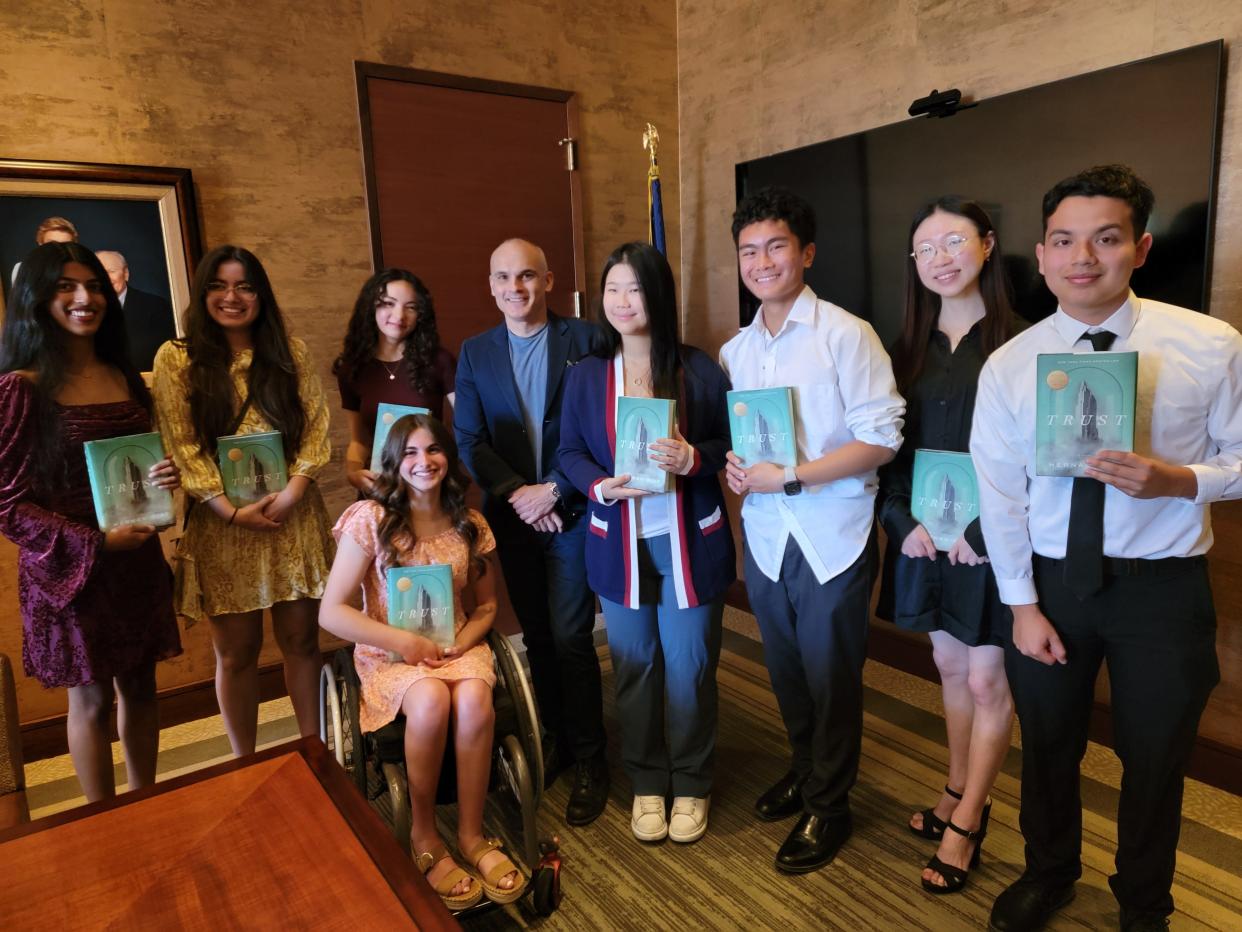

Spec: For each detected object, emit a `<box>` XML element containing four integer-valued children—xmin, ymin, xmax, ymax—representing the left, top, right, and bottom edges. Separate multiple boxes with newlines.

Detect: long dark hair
<box><xmin>332</xmin><ymin>269</ymin><xmax>443</xmax><ymax>395</ymax></box>
<box><xmin>370</xmin><ymin>414</ymin><xmax>486</xmax><ymax>579</ymax></box>
<box><xmin>0</xmin><ymin>242</ymin><xmax>150</xmax><ymax>493</ymax></box>
<box><xmin>592</xmin><ymin>242</ymin><xmax>681</xmax><ymax>399</ymax></box>
<box><xmin>890</xmin><ymin>196</ymin><xmax>1016</xmax><ymax>393</ymax></box>
<box><xmin>181</xmin><ymin>245</ymin><xmax>305</xmax><ymax>459</ymax></box>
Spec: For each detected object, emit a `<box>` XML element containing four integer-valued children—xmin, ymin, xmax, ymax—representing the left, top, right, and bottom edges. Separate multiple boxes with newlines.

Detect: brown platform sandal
<box><xmin>462</xmin><ymin>837</ymin><xmax>528</xmax><ymax>905</ymax></box>
<box><xmin>416</xmin><ymin>843</ymin><xmax>483</xmax><ymax>910</ymax></box>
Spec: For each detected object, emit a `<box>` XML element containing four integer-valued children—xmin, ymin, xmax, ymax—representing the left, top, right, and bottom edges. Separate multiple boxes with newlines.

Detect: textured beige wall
<box><xmin>0</xmin><ymin>0</ymin><xmax>678</xmax><ymax>725</ymax></box>
<box><xmin>676</xmin><ymin>0</ymin><xmax>1242</xmax><ymax>351</ymax></box>
<box><xmin>675</xmin><ymin>0</ymin><xmax>1242</xmax><ymax>751</ymax></box>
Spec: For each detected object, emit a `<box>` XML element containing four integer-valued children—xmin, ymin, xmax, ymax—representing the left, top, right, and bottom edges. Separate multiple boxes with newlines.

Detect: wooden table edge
<box><xmin>0</xmin><ymin>736</ymin><xmax>458</xmax><ymax>930</ymax></box>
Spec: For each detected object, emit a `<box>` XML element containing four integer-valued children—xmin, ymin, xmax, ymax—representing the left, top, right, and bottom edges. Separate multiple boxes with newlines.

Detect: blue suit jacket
<box><xmin>558</xmin><ymin>346</ymin><xmax>736</xmax><ymax>608</ymax></box>
<box><xmin>454</xmin><ymin>313</ymin><xmax>597</xmax><ymax>515</ymax></box>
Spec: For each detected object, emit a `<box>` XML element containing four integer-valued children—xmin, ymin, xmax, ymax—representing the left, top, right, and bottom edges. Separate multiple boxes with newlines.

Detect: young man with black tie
<box><xmin>972</xmin><ymin>165</ymin><xmax>1242</xmax><ymax>932</ymax></box>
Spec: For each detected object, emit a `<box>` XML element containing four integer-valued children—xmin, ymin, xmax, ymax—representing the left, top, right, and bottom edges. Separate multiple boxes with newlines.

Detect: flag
<box><xmin>648</xmin><ymin>162</ymin><xmax>666</xmax><ymax>256</ymax></box>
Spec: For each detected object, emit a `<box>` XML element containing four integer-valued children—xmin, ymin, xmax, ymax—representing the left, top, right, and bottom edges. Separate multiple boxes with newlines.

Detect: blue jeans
<box><xmin>600</xmin><ymin>534</ymin><xmax>724</xmax><ymax>797</ymax></box>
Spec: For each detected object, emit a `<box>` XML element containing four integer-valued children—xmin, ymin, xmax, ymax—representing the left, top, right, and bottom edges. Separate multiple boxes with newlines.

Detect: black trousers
<box><xmin>744</xmin><ymin>532</ymin><xmax>877</xmax><ymax>818</ymax></box>
<box><xmin>1008</xmin><ymin>555</ymin><xmax>1219</xmax><ymax>919</ymax></box>
<box><xmin>489</xmin><ymin>506</ymin><xmax>606</xmax><ymax>763</ymax></box>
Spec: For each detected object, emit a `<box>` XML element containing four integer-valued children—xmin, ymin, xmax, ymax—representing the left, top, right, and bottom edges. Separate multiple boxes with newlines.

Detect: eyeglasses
<box><xmin>206</xmin><ymin>281</ymin><xmax>258</xmax><ymax>298</ymax></box>
<box><xmin>911</xmin><ymin>234</ymin><xmax>975</xmax><ymax>264</ymax></box>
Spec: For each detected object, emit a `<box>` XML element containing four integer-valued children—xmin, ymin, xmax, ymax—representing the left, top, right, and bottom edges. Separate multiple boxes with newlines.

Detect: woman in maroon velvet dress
<box><xmin>0</xmin><ymin>242</ymin><xmax>182</xmax><ymax>802</ymax></box>
<box><xmin>332</xmin><ymin>269</ymin><xmax>456</xmax><ymax>496</ymax></box>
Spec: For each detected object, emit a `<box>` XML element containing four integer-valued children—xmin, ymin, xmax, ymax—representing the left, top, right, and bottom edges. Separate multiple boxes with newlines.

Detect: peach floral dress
<box><xmin>334</xmin><ymin>500</ymin><xmax>496</xmax><ymax>733</ymax></box>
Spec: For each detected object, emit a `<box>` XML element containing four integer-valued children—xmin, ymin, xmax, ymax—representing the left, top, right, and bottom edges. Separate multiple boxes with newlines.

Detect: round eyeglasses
<box><xmin>205</xmin><ymin>281</ymin><xmax>258</xmax><ymax>298</ymax></box>
<box><xmin>911</xmin><ymin>234</ymin><xmax>975</xmax><ymax>264</ymax></box>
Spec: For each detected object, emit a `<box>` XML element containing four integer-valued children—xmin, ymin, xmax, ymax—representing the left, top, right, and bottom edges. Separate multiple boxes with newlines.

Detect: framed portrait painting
<box><xmin>0</xmin><ymin>158</ymin><xmax>203</xmax><ymax>371</ymax></box>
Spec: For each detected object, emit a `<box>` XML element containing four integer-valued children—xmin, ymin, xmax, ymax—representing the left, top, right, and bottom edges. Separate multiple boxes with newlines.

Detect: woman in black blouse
<box><xmin>877</xmin><ymin>197</ymin><xmax>1020</xmax><ymax>894</ymax></box>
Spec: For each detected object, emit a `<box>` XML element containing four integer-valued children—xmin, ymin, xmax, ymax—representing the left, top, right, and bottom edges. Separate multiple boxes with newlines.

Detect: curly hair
<box><xmin>180</xmin><ymin>245</ymin><xmax>305</xmax><ymax>460</ymax></box>
<box><xmin>332</xmin><ymin>269</ymin><xmax>443</xmax><ymax>396</ymax></box>
<box><xmin>370</xmin><ymin>414</ymin><xmax>487</xmax><ymax>580</ymax></box>
<box><xmin>731</xmin><ymin>186</ymin><xmax>817</xmax><ymax>250</ymax></box>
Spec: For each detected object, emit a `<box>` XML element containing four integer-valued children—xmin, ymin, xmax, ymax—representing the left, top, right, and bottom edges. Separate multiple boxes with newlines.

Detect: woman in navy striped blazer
<box><xmin>559</xmin><ymin>242</ymin><xmax>735</xmax><ymax>844</ymax></box>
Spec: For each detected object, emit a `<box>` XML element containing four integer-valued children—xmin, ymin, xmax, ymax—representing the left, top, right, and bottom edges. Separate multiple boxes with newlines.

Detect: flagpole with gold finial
<box><xmin>643</xmin><ymin>123</ymin><xmax>666</xmax><ymax>255</ymax></box>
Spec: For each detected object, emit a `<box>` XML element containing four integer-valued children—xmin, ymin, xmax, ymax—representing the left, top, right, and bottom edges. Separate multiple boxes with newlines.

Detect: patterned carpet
<box><xmin>24</xmin><ymin>622</ymin><xmax>1242</xmax><ymax>931</ymax></box>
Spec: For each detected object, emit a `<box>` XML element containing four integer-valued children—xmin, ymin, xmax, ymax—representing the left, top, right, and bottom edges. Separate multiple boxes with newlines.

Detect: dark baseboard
<box><xmin>20</xmin><ymin>661</ymin><xmax>297</xmax><ymax>763</ymax></box>
<box><xmin>724</xmin><ymin>581</ymin><xmax>1242</xmax><ymax>797</ymax></box>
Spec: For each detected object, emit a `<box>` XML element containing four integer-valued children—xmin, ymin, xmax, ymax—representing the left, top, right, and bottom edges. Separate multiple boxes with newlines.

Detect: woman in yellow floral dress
<box><xmin>152</xmin><ymin>245</ymin><xmax>334</xmax><ymax>755</ymax></box>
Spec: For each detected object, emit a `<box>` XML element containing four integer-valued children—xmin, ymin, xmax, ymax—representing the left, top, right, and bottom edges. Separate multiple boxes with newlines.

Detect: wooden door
<box><xmin>357</xmin><ymin>65</ymin><xmax>588</xmax><ymax>637</ymax></box>
<box><xmin>357</xmin><ymin>64</ymin><xmax>586</xmax><ymax>354</ymax></box>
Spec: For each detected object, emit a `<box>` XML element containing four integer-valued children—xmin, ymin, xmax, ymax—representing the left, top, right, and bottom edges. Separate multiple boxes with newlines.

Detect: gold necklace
<box><xmin>378</xmin><ymin>358</ymin><xmax>401</xmax><ymax>381</ymax></box>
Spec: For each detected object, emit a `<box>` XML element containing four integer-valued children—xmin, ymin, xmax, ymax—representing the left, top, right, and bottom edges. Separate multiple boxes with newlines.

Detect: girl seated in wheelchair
<box><xmin>320</xmin><ymin>413</ymin><xmax>525</xmax><ymax>909</ymax></box>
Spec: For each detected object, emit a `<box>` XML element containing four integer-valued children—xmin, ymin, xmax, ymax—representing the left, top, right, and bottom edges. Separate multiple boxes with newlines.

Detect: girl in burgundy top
<box><xmin>0</xmin><ymin>242</ymin><xmax>182</xmax><ymax>801</ymax></box>
<box><xmin>333</xmin><ymin>270</ymin><xmax>456</xmax><ymax>496</ymax></box>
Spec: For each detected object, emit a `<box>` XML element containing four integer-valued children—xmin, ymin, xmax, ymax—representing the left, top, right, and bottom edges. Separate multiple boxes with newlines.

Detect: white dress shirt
<box><xmin>971</xmin><ymin>294</ymin><xmax>1242</xmax><ymax>605</ymax></box>
<box><xmin>720</xmin><ymin>285</ymin><xmax>904</xmax><ymax>584</ymax></box>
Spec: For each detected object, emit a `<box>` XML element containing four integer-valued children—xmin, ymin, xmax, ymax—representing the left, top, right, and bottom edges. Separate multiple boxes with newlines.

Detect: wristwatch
<box><xmin>783</xmin><ymin>465</ymin><xmax>802</xmax><ymax>496</ymax></box>
<box><xmin>547</xmin><ymin>482</ymin><xmax>562</xmax><ymax>502</ymax></box>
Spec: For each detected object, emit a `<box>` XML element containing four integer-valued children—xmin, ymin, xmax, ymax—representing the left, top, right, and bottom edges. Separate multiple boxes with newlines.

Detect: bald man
<box><xmin>98</xmin><ymin>250</ymin><xmax>175</xmax><ymax>371</ymax></box>
<box><xmin>454</xmin><ymin>239</ymin><xmax>609</xmax><ymax>825</ymax></box>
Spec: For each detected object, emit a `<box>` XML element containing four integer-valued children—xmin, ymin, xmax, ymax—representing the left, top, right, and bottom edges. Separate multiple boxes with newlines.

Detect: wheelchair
<box><xmin>319</xmin><ymin>629</ymin><xmax>562</xmax><ymax>916</ymax></box>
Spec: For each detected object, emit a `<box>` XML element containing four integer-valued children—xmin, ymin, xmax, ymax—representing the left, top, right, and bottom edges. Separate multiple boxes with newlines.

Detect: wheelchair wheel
<box><xmin>531</xmin><ymin>865</ymin><xmax>561</xmax><ymax>916</ymax></box>
<box><xmin>328</xmin><ymin>649</ymin><xmax>367</xmax><ymax>796</ymax></box>
<box><xmin>488</xmin><ymin>630</ymin><xmax>544</xmax><ymax>805</ymax></box>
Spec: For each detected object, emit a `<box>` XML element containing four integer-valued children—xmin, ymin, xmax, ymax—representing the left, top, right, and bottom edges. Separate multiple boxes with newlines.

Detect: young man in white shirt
<box><xmin>972</xmin><ymin>165</ymin><xmax>1242</xmax><ymax>932</ymax></box>
<box><xmin>720</xmin><ymin>187</ymin><xmax>904</xmax><ymax>874</ymax></box>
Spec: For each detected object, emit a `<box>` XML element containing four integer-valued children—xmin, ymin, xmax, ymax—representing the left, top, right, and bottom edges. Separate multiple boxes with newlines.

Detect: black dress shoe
<box><xmin>988</xmin><ymin>877</ymin><xmax>1075</xmax><ymax>931</ymax></box>
<box><xmin>774</xmin><ymin>812</ymin><xmax>852</xmax><ymax>874</ymax></box>
<box><xmin>565</xmin><ymin>753</ymin><xmax>610</xmax><ymax>826</ymax></box>
<box><xmin>1120</xmin><ymin>915</ymin><xmax>1169</xmax><ymax>932</ymax></box>
<box><xmin>754</xmin><ymin>770</ymin><xmax>806</xmax><ymax>822</ymax></box>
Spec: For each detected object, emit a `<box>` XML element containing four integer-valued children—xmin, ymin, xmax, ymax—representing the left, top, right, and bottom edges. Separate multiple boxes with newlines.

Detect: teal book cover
<box><xmin>615</xmin><ymin>396</ymin><xmax>675</xmax><ymax>493</ymax></box>
<box><xmin>370</xmin><ymin>403</ymin><xmax>431</xmax><ymax>469</ymax></box>
<box><xmin>386</xmin><ymin>563</ymin><xmax>455</xmax><ymax>659</ymax></box>
<box><xmin>1035</xmin><ymin>351</ymin><xmax>1137</xmax><ymax>477</ymax></box>
<box><xmin>911</xmin><ymin>449</ymin><xmax>979</xmax><ymax>551</ymax></box>
<box><xmin>217</xmin><ymin>430</ymin><xmax>289</xmax><ymax>507</ymax></box>
<box><xmin>83</xmin><ymin>432</ymin><xmax>176</xmax><ymax>532</ymax></box>
<box><xmin>727</xmin><ymin>387</ymin><xmax>797</xmax><ymax>468</ymax></box>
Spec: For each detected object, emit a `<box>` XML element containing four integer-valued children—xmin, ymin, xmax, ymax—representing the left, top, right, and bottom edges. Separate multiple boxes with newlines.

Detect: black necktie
<box><xmin>1064</xmin><ymin>329</ymin><xmax>1115</xmax><ymax>599</ymax></box>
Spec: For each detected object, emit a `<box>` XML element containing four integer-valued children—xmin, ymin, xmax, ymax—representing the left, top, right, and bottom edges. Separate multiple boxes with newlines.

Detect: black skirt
<box><xmin>876</xmin><ymin>536</ymin><xmax>1010</xmax><ymax>648</ymax></box>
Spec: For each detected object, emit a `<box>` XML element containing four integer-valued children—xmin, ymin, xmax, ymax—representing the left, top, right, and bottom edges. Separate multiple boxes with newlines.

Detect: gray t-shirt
<box><xmin>507</xmin><ymin>323</ymin><xmax>549</xmax><ymax>481</ymax></box>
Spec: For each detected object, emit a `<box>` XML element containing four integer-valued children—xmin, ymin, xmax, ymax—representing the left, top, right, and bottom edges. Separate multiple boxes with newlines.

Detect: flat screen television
<box><xmin>734</xmin><ymin>41</ymin><xmax>1224</xmax><ymax>345</ymax></box>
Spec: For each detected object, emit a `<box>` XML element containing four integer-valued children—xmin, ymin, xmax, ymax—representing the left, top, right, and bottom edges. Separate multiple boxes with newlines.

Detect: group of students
<box><xmin>1</xmin><ymin>161</ymin><xmax>1237</xmax><ymax>931</ymax></box>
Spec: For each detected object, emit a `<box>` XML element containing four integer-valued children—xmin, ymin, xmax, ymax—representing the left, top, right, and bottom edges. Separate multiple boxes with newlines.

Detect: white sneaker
<box><xmin>631</xmin><ymin>795</ymin><xmax>668</xmax><ymax>841</ymax></box>
<box><xmin>669</xmin><ymin>796</ymin><xmax>710</xmax><ymax>843</ymax></box>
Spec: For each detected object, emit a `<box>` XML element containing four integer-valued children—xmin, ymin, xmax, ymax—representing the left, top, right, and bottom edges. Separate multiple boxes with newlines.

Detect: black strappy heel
<box><xmin>920</xmin><ymin>800</ymin><xmax>991</xmax><ymax>895</ymax></box>
<box><xmin>908</xmin><ymin>784</ymin><xmax>963</xmax><ymax>840</ymax></box>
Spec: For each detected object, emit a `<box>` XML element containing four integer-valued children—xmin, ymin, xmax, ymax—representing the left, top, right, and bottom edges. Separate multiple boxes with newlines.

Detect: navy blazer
<box><xmin>454</xmin><ymin>313</ymin><xmax>597</xmax><ymax>513</ymax></box>
<box><xmin>559</xmin><ymin>345</ymin><xmax>736</xmax><ymax>608</ymax></box>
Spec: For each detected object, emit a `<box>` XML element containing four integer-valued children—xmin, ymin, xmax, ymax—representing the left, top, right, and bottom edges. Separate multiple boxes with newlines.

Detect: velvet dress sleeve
<box><xmin>0</xmin><ymin>373</ymin><xmax>105</xmax><ymax>609</ymax></box>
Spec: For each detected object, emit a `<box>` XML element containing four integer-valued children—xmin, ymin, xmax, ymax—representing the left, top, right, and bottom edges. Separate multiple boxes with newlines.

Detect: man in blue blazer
<box><xmin>454</xmin><ymin>238</ymin><xmax>608</xmax><ymax>825</ymax></box>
